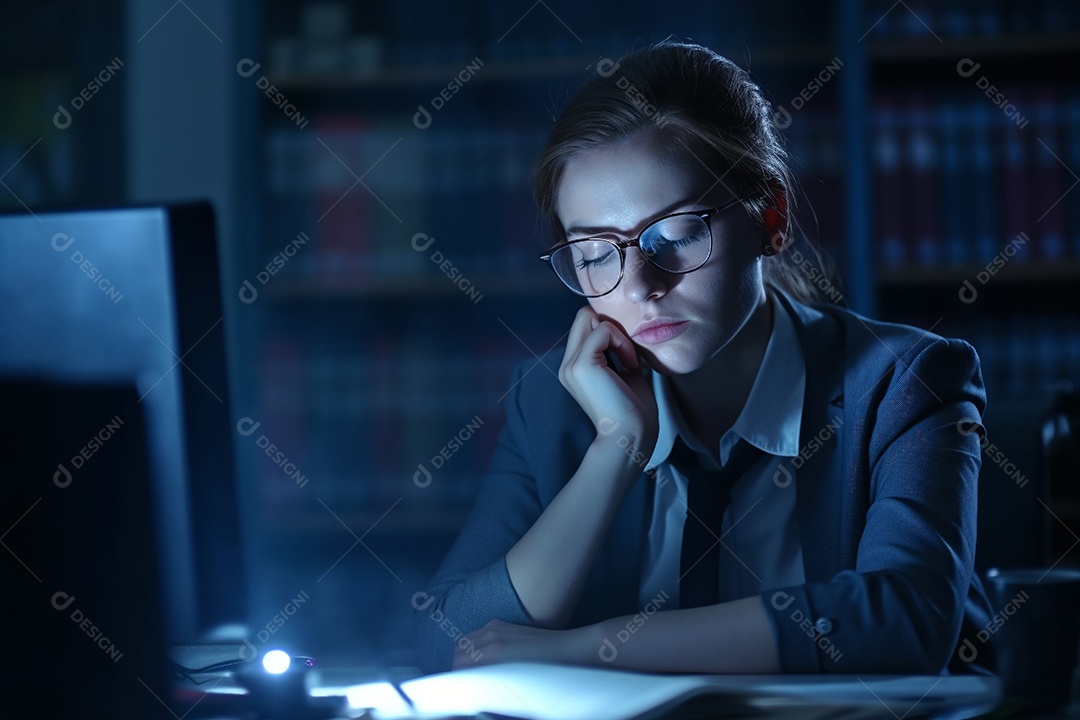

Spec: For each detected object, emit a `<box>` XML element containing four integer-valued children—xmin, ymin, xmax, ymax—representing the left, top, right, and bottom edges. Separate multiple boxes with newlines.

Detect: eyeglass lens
<box><xmin>549</xmin><ymin>213</ymin><xmax>711</xmax><ymax>296</ymax></box>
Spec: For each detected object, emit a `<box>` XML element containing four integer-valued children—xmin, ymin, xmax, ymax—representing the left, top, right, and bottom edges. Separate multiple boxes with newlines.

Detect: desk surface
<box><xmin>311</xmin><ymin>662</ymin><xmax>1007</xmax><ymax>719</ymax></box>
<box><xmin>172</xmin><ymin>658</ymin><xmax>1080</xmax><ymax>719</ymax></box>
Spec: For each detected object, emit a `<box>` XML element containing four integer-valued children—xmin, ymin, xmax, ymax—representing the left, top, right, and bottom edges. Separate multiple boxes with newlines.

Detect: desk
<box><xmin>309</xmin><ymin>662</ymin><xmax>1009</xmax><ymax>719</ymax></box>
<box><xmin>173</xmin><ymin>660</ymin><xmax>1080</xmax><ymax>719</ymax></box>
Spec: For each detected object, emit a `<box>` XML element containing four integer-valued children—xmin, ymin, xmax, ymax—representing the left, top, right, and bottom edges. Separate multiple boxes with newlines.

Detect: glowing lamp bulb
<box><xmin>262</xmin><ymin>649</ymin><xmax>291</xmax><ymax>674</ymax></box>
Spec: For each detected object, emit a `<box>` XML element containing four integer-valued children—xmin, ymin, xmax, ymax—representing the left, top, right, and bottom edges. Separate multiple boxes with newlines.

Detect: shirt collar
<box><xmin>645</xmin><ymin>290</ymin><xmax>805</xmax><ymax>470</ymax></box>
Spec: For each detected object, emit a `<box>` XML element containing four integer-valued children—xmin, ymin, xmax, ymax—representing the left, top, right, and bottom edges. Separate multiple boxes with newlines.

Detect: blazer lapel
<box><xmin>778</xmin><ymin>292</ymin><xmax>854</xmax><ymax>583</ymax></box>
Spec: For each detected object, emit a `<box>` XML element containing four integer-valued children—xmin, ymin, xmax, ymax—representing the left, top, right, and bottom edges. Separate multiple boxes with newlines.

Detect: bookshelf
<box><xmin>858</xmin><ymin>3</ymin><xmax>1080</xmax><ymax>386</ymax></box>
<box><xmin>242</xmin><ymin>0</ymin><xmax>1079</xmax><ymax>663</ymax></box>
<box><xmin>267</xmin><ymin>44</ymin><xmax>840</xmax><ymax>91</ymax></box>
<box><xmin>853</xmin><ymin>0</ymin><xmax>1080</xmax><ymax>570</ymax></box>
<box><xmin>247</xmin><ymin>1</ymin><xmax>848</xmax><ymax>552</ymax></box>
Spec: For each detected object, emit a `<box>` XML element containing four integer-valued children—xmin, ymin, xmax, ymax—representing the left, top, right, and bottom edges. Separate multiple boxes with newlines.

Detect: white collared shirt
<box><xmin>638</xmin><ymin>292</ymin><xmax>807</xmax><ymax>608</ymax></box>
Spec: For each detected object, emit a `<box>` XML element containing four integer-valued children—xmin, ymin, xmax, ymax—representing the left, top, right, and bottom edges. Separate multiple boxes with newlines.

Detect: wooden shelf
<box><xmin>268</xmin><ymin>508</ymin><xmax>467</xmax><ymax>534</ymax></box>
<box><xmin>878</xmin><ymin>260</ymin><xmax>1080</xmax><ymax>287</ymax></box>
<box><xmin>268</xmin><ymin>272</ymin><xmax>562</xmax><ymax>298</ymax></box>
<box><xmin>868</xmin><ymin>32</ymin><xmax>1080</xmax><ymax>62</ymax></box>
<box><xmin>267</xmin><ymin>33</ymin><xmax>1080</xmax><ymax>91</ymax></box>
<box><xmin>268</xmin><ymin>44</ymin><xmax>836</xmax><ymax>91</ymax></box>
<box><xmin>272</xmin><ymin>57</ymin><xmax>589</xmax><ymax>90</ymax></box>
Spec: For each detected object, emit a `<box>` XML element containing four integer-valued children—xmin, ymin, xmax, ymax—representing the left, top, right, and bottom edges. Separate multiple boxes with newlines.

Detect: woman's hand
<box><xmin>558</xmin><ymin>306</ymin><xmax>658</xmax><ymax>456</ymax></box>
<box><xmin>453</xmin><ymin>619</ymin><xmax>599</xmax><ymax>669</ymax></box>
<box><xmin>500</xmin><ymin>308</ymin><xmax>660</xmax><ymax>626</ymax></box>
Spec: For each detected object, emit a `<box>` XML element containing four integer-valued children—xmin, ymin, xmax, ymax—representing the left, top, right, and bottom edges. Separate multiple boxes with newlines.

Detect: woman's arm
<box><xmin>412</xmin><ymin>419</ymin><xmax>646</xmax><ymax>674</ymax></box>
<box><xmin>458</xmin><ymin>596</ymin><xmax>781</xmax><ymax>672</ymax></box>
<box><xmin>505</xmin><ymin>434</ymin><xmax>648</xmax><ymax>628</ymax></box>
<box><xmin>506</xmin><ymin>306</ymin><xmax>658</xmax><ymax>627</ymax></box>
<box><xmin>594</xmin><ymin>596</ymin><xmax>781</xmax><ymax>672</ymax></box>
<box><xmin>413</xmin><ymin>306</ymin><xmax>657</xmax><ymax>673</ymax></box>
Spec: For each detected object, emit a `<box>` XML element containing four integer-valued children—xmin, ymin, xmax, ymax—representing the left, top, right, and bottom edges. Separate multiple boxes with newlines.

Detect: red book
<box><xmin>312</xmin><ymin>114</ymin><xmax>371</xmax><ymax>280</ymax></box>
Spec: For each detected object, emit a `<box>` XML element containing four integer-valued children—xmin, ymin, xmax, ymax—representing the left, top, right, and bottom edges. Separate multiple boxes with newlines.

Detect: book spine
<box><xmin>939</xmin><ymin>101</ymin><xmax>967</xmax><ymax>265</ymax></box>
<box><xmin>999</xmin><ymin>86</ymin><xmax>1034</xmax><ymax>262</ymax></box>
<box><xmin>873</xmin><ymin>95</ymin><xmax>908</xmax><ymax>268</ymax></box>
<box><xmin>906</xmin><ymin>93</ymin><xmax>940</xmax><ymax>267</ymax></box>
<box><xmin>1031</xmin><ymin>89</ymin><xmax>1066</xmax><ymax>261</ymax></box>
<box><xmin>969</xmin><ymin>103</ymin><xmax>999</xmax><ymax>264</ymax></box>
<box><xmin>1066</xmin><ymin>98</ymin><xmax>1080</xmax><ymax>261</ymax></box>
<box><xmin>313</xmin><ymin>114</ymin><xmax>371</xmax><ymax>280</ymax></box>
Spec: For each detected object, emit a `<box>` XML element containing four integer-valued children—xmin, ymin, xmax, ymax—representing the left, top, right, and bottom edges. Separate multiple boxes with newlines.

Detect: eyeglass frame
<box><xmin>538</xmin><ymin>195</ymin><xmax>750</xmax><ymax>298</ymax></box>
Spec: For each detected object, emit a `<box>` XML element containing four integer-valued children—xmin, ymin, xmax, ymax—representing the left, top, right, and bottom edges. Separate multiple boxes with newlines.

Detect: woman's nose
<box><xmin>618</xmin><ymin>247</ymin><xmax>667</xmax><ymax>302</ymax></box>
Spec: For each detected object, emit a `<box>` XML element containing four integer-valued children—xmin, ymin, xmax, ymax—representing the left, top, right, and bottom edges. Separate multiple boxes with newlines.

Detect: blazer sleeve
<box><xmin>411</xmin><ymin>362</ymin><xmax>546</xmax><ymax>674</ymax></box>
<box><xmin>761</xmin><ymin>337</ymin><xmax>986</xmax><ymax>674</ymax></box>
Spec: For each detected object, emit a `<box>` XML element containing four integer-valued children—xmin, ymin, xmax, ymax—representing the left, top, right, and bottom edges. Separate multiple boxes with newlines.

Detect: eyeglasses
<box><xmin>539</xmin><ymin>197</ymin><xmax>747</xmax><ymax>298</ymax></box>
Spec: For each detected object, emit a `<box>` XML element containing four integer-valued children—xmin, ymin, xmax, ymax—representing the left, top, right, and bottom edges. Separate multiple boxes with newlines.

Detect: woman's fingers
<box><xmin>568</xmin><ymin>319</ymin><xmax>640</xmax><ymax>383</ymax></box>
<box><xmin>559</xmin><ymin>306</ymin><xmax>601</xmax><ymax>378</ymax></box>
<box><xmin>600</xmin><ymin>321</ymin><xmax>641</xmax><ymax>373</ymax></box>
<box><xmin>556</xmin><ymin>306</ymin><xmax>658</xmax><ymax>450</ymax></box>
<box><xmin>454</xmin><ymin>620</ymin><xmax>510</xmax><ymax>668</ymax></box>
<box><xmin>453</xmin><ymin>620</ymin><xmax>578</xmax><ymax>669</ymax></box>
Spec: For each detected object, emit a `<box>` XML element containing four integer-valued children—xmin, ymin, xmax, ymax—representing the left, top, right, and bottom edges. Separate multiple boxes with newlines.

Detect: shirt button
<box><xmin>814</xmin><ymin>617</ymin><xmax>834</xmax><ymax>635</ymax></box>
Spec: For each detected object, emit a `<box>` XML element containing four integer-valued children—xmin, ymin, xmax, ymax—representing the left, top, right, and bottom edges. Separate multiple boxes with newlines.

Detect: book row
<box><xmin>872</xmin><ymin>88</ymin><xmax>1080</xmax><ymax>267</ymax></box>
<box><xmin>249</xmin><ymin>333</ymin><xmax>549</xmax><ymax>513</ymax></box>
<box><xmin>264</xmin><ymin>1</ymin><xmax>827</xmax><ymax>74</ymax></box>
<box><xmin>259</xmin><ymin>111</ymin><xmax>853</xmax><ymax>282</ymax></box>
<box><xmin>266</xmin><ymin>0</ymin><xmax>1073</xmax><ymax>76</ymax></box>
<box><xmin>259</xmin><ymin>86</ymin><xmax>1080</xmax><ymax>284</ymax></box>
<box><xmin>262</xmin><ymin>117</ymin><xmax>546</xmax><ymax>280</ymax></box>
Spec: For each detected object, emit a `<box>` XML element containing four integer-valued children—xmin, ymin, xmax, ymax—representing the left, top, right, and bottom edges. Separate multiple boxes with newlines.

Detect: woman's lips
<box><xmin>632</xmin><ymin>320</ymin><xmax>689</xmax><ymax>344</ymax></box>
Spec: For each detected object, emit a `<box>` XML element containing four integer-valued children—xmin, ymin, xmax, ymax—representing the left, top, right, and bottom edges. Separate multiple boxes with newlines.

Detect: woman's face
<box><xmin>555</xmin><ymin>133</ymin><xmax>766</xmax><ymax>376</ymax></box>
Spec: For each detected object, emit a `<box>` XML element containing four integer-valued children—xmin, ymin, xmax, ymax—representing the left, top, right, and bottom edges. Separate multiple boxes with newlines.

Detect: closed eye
<box><xmin>575</xmin><ymin>250</ymin><xmax>617</xmax><ymax>269</ymax></box>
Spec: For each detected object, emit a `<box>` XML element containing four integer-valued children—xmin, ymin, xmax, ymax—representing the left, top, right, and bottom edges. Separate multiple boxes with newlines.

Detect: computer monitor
<box><xmin>0</xmin><ymin>201</ymin><xmax>246</xmax><ymax>644</ymax></box>
<box><xmin>2</xmin><ymin>377</ymin><xmax>173</xmax><ymax>717</ymax></box>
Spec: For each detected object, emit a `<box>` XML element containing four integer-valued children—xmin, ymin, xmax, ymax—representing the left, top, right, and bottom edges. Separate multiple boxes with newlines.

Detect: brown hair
<box><xmin>532</xmin><ymin>41</ymin><xmax>841</xmax><ymax>306</ymax></box>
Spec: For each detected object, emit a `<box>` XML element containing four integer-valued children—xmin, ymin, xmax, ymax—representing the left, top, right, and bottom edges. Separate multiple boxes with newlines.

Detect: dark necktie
<box><xmin>670</xmin><ymin>436</ymin><xmax>765</xmax><ymax>608</ymax></box>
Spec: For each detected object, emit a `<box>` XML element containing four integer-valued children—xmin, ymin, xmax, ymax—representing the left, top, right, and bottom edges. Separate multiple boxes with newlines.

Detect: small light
<box><xmin>262</xmin><ymin>649</ymin><xmax>291</xmax><ymax>674</ymax></box>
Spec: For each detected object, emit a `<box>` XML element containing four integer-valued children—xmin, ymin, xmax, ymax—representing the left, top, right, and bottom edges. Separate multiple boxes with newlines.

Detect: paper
<box><xmin>330</xmin><ymin>662</ymin><xmax>1001</xmax><ymax>720</ymax></box>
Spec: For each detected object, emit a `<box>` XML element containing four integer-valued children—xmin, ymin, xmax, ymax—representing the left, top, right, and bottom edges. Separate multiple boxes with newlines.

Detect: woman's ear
<box><xmin>761</xmin><ymin>187</ymin><xmax>788</xmax><ymax>236</ymax></box>
<box><xmin>760</xmin><ymin>187</ymin><xmax>788</xmax><ymax>256</ymax></box>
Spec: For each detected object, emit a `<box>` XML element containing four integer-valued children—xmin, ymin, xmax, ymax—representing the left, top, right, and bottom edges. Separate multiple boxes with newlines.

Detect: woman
<box><xmin>413</xmin><ymin>41</ymin><xmax>993</xmax><ymax>675</ymax></box>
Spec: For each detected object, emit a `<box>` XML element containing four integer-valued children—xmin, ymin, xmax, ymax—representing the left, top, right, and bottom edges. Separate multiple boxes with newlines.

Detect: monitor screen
<box><xmin>0</xmin><ymin>201</ymin><xmax>246</xmax><ymax>644</ymax></box>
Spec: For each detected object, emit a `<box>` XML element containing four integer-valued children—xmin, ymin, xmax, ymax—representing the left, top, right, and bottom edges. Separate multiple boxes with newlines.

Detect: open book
<box><xmin>321</xmin><ymin>662</ymin><xmax>1001</xmax><ymax>719</ymax></box>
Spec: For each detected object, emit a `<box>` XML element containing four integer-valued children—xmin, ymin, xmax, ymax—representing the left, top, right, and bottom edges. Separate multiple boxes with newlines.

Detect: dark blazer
<box><xmin>413</xmin><ymin>290</ymin><xmax>994</xmax><ymax>675</ymax></box>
